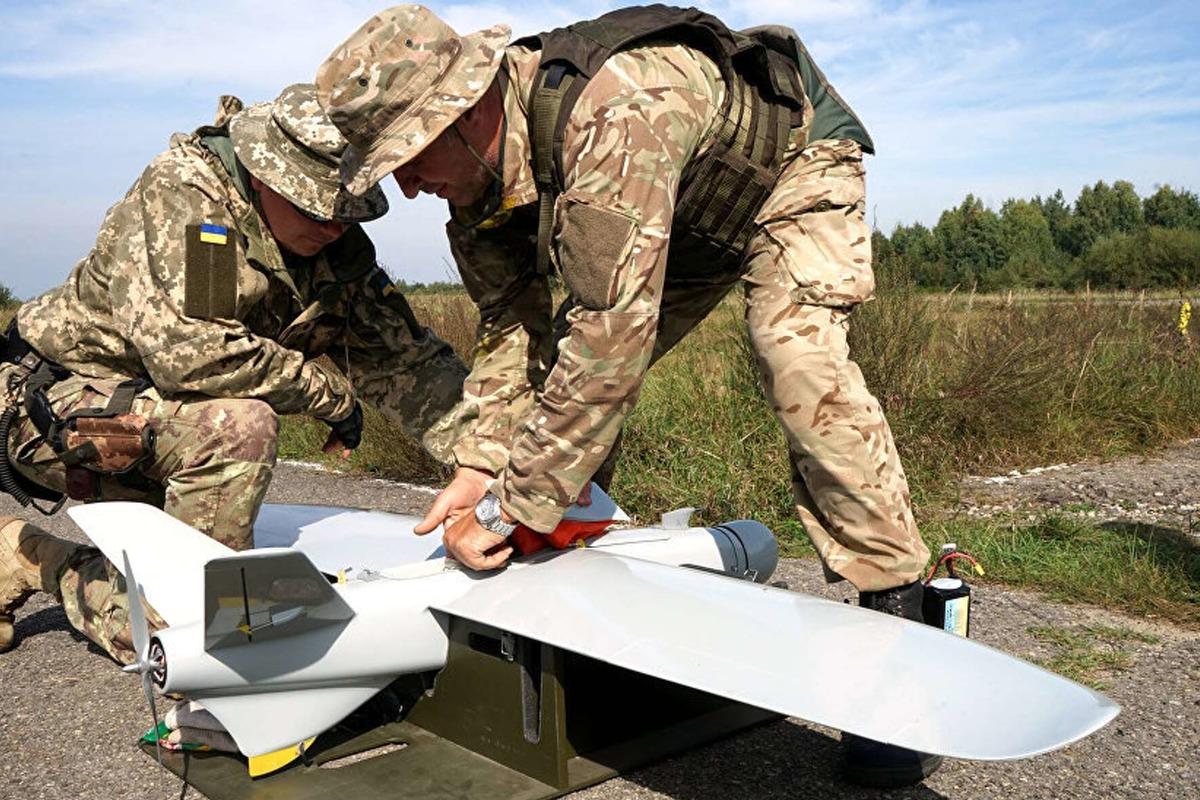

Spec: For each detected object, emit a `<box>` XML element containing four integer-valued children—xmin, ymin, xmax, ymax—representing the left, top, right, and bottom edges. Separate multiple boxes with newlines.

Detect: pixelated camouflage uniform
<box><xmin>1</xmin><ymin>86</ymin><xmax>466</xmax><ymax>661</ymax></box>
<box><xmin>319</xmin><ymin>6</ymin><xmax>928</xmax><ymax>591</ymax></box>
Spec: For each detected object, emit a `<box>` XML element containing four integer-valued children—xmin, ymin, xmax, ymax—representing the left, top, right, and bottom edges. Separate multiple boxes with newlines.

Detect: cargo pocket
<box><xmin>755</xmin><ymin>140</ymin><xmax>875</xmax><ymax>308</ymax></box>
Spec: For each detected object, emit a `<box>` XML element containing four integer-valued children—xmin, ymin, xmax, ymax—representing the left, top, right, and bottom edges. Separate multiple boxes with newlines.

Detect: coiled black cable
<box><xmin>0</xmin><ymin>405</ymin><xmax>32</xmax><ymax>507</ymax></box>
<box><xmin>0</xmin><ymin>405</ymin><xmax>64</xmax><ymax>515</ymax></box>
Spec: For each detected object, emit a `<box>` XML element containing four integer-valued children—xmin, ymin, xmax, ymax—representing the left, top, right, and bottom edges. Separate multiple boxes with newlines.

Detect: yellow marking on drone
<box><xmin>247</xmin><ymin>736</ymin><xmax>317</xmax><ymax>778</ymax></box>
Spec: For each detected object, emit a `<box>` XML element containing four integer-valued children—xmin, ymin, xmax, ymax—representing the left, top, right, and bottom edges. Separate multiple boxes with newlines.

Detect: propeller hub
<box><xmin>149</xmin><ymin>638</ymin><xmax>167</xmax><ymax>689</ymax></box>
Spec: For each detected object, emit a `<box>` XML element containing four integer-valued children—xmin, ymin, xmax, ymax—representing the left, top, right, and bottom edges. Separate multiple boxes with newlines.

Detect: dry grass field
<box><xmin>5</xmin><ymin>280</ymin><xmax>1196</xmax><ymax>623</ymax></box>
<box><xmin>283</xmin><ymin>280</ymin><xmax>1200</xmax><ymax>622</ymax></box>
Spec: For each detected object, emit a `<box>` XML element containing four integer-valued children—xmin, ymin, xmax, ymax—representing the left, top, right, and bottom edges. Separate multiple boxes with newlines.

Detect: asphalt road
<box><xmin>1</xmin><ymin>463</ymin><xmax>1196</xmax><ymax>800</ymax></box>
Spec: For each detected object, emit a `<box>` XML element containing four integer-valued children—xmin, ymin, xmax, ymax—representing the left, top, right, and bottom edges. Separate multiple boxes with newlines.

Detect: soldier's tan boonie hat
<box><xmin>316</xmin><ymin>4</ymin><xmax>511</xmax><ymax>195</ymax></box>
<box><xmin>230</xmin><ymin>83</ymin><xmax>388</xmax><ymax>222</ymax></box>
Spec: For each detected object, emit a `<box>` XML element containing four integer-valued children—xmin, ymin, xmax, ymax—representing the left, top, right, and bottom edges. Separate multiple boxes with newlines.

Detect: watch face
<box><xmin>477</xmin><ymin>494</ymin><xmax>500</xmax><ymax>525</ymax></box>
<box><xmin>476</xmin><ymin>494</ymin><xmax>514</xmax><ymax>535</ymax></box>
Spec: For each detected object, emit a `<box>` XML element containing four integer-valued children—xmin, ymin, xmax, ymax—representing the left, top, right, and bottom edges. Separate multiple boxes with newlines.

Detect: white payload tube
<box><xmin>152</xmin><ymin>519</ymin><xmax>780</xmax><ymax>696</ymax></box>
<box><xmin>585</xmin><ymin>521</ymin><xmax>778</xmax><ymax>582</ymax></box>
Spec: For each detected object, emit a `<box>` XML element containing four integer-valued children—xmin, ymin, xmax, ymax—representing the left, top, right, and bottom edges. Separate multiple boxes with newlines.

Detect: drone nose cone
<box><xmin>717</xmin><ymin>520</ymin><xmax>779</xmax><ymax>582</ymax></box>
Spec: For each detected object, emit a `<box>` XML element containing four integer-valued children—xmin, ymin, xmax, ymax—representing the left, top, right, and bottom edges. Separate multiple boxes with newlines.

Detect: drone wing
<box><xmin>69</xmin><ymin>502</ymin><xmax>233</xmax><ymax>626</ymax></box>
<box><xmin>435</xmin><ymin>548</ymin><xmax>1119</xmax><ymax>761</ymax></box>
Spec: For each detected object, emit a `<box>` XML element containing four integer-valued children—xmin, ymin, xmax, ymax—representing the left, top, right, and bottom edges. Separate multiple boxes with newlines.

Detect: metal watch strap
<box><xmin>475</xmin><ymin>493</ymin><xmax>517</xmax><ymax>537</ymax></box>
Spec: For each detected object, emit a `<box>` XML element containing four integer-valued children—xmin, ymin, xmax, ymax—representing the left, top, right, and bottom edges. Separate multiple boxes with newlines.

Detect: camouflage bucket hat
<box><xmin>316</xmin><ymin>4</ymin><xmax>510</xmax><ymax>196</ymax></box>
<box><xmin>229</xmin><ymin>83</ymin><xmax>389</xmax><ymax>222</ymax></box>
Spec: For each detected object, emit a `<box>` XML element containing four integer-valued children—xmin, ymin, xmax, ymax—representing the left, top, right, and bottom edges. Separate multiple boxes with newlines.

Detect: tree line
<box><xmin>4</xmin><ymin>180</ymin><xmax>1196</xmax><ymax>302</ymax></box>
<box><xmin>873</xmin><ymin>182</ymin><xmax>1200</xmax><ymax>290</ymax></box>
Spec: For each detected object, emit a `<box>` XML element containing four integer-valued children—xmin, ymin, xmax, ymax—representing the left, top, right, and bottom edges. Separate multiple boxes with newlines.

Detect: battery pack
<box><xmin>923</xmin><ymin>577</ymin><xmax>971</xmax><ymax>637</ymax></box>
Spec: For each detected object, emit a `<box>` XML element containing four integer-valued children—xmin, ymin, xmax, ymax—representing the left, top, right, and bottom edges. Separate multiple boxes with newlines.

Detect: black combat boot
<box><xmin>841</xmin><ymin>579</ymin><xmax>944</xmax><ymax>788</ymax></box>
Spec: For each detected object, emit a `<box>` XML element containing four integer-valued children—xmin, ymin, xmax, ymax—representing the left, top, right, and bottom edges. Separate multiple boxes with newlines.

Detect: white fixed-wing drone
<box><xmin>69</xmin><ymin>491</ymin><xmax>1118</xmax><ymax>779</ymax></box>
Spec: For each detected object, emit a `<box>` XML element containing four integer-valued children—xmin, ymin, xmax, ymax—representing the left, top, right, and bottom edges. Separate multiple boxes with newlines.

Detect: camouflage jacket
<box><xmin>19</xmin><ymin>118</ymin><xmax>463</xmax><ymax>442</ymax></box>
<box><xmin>446</xmin><ymin>41</ymin><xmax>859</xmax><ymax>532</ymax></box>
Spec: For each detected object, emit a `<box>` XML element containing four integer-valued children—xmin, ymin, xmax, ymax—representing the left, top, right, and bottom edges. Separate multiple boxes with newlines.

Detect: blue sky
<box><xmin>2</xmin><ymin>1</ymin><xmax>1198</xmax><ymax>299</ymax></box>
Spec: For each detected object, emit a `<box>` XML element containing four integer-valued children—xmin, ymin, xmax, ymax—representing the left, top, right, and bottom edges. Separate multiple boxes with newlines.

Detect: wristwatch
<box><xmin>475</xmin><ymin>493</ymin><xmax>517</xmax><ymax>537</ymax></box>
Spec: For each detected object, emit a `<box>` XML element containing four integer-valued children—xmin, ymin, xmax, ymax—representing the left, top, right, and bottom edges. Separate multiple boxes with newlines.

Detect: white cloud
<box><xmin>0</xmin><ymin>1</ymin><xmax>583</xmax><ymax>89</ymax></box>
<box><xmin>1</xmin><ymin>0</ymin><xmax>1198</xmax><ymax>295</ymax></box>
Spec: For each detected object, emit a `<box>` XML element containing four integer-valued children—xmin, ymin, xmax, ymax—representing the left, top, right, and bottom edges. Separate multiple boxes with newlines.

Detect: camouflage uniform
<box><xmin>1</xmin><ymin>84</ymin><xmax>466</xmax><ymax>661</ymax></box>
<box><xmin>319</xmin><ymin>7</ymin><xmax>928</xmax><ymax>591</ymax></box>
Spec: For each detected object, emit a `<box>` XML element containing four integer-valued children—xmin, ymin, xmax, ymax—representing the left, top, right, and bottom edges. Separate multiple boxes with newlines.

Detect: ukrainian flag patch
<box><xmin>370</xmin><ymin>268</ymin><xmax>396</xmax><ymax>295</ymax></box>
<box><xmin>199</xmin><ymin>223</ymin><xmax>228</xmax><ymax>245</ymax></box>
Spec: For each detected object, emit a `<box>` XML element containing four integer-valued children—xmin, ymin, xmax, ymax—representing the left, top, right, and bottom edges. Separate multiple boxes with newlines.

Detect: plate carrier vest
<box><xmin>516</xmin><ymin>4</ymin><xmax>874</xmax><ymax>278</ymax></box>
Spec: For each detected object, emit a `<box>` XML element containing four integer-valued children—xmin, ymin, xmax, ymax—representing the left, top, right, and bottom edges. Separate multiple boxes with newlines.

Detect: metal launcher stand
<box><xmin>142</xmin><ymin>616</ymin><xmax>780</xmax><ymax>799</ymax></box>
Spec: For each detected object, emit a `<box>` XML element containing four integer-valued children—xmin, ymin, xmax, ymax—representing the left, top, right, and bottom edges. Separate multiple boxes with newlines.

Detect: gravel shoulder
<box><xmin>957</xmin><ymin>439</ymin><xmax>1200</xmax><ymax>536</ymax></box>
<box><xmin>1</xmin><ymin>461</ymin><xmax>1197</xmax><ymax>800</ymax></box>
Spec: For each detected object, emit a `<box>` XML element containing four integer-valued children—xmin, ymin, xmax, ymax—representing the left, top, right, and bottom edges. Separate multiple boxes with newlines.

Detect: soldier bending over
<box><xmin>317</xmin><ymin>5</ymin><xmax>935</xmax><ymax>787</ymax></box>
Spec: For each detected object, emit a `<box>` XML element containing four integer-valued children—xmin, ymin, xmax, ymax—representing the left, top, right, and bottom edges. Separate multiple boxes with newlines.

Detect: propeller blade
<box><xmin>122</xmin><ymin>550</ymin><xmax>164</xmax><ymax>770</ymax></box>
<box><xmin>122</xmin><ymin>550</ymin><xmax>151</xmax><ymax>665</ymax></box>
<box><xmin>143</xmin><ymin>672</ymin><xmax>161</xmax><ymax>768</ymax></box>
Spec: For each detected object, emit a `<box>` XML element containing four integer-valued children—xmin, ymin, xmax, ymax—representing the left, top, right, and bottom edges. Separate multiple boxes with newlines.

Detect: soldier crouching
<box><xmin>0</xmin><ymin>83</ymin><xmax>468</xmax><ymax>663</ymax></box>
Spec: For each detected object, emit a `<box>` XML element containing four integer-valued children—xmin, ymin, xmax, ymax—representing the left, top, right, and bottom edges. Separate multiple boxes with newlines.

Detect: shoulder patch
<box><xmin>370</xmin><ymin>268</ymin><xmax>397</xmax><ymax>296</ymax></box>
<box><xmin>199</xmin><ymin>223</ymin><xmax>228</xmax><ymax>245</ymax></box>
<box><xmin>369</xmin><ymin>269</ymin><xmax>424</xmax><ymax>340</ymax></box>
<box><xmin>184</xmin><ymin>223</ymin><xmax>239</xmax><ymax>319</ymax></box>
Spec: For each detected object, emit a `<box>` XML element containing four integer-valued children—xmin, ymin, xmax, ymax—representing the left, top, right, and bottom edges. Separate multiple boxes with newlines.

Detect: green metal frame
<box><xmin>143</xmin><ymin>615</ymin><xmax>780</xmax><ymax>799</ymax></box>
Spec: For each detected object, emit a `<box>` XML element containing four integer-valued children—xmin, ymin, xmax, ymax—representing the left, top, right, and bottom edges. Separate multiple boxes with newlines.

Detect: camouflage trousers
<box><xmin>600</xmin><ymin>276</ymin><xmax>930</xmax><ymax>592</ymax></box>
<box><xmin>56</xmin><ymin>545</ymin><xmax>161</xmax><ymax>666</ymax></box>
<box><xmin>637</xmin><ymin>139</ymin><xmax>927</xmax><ymax>591</ymax></box>
<box><xmin>1</xmin><ymin>369</ymin><xmax>277</xmax><ymax>662</ymax></box>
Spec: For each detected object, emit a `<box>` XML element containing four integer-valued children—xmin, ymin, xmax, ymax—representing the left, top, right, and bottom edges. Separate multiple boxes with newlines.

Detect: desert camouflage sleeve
<box><xmin>114</xmin><ymin>154</ymin><xmax>355</xmax><ymax>419</ymax></box>
<box><xmin>442</xmin><ymin>210</ymin><xmax>555</xmax><ymax>475</ymax></box>
<box><xmin>496</xmin><ymin>46</ymin><xmax>722</xmax><ymax>532</ymax></box>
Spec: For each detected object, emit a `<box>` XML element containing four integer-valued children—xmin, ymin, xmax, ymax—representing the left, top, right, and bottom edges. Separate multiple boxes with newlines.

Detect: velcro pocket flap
<box><xmin>555</xmin><ymin>199</ymin><xmax>638</xmax><ymax>311</ymax></box>
<box><xmin>184</xmin><ymin>223</ymin><xmax>239</xmax><ymax>319</ymax></box>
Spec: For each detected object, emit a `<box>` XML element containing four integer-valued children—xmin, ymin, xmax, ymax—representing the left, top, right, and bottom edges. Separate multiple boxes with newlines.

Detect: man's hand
<box><xmin>441</xmin><ymin>511</ymin><xmax>514</xmax><ymax>571</ymax></box>
<box><xmin>414</xmin><ymin>466</ymin><xmax>494</xmax><ymax>534</ymax></box>
<box><xmin>321</xmin><ymin>401</ymin><xmax>363</xmax><ymax>459</ymax></box>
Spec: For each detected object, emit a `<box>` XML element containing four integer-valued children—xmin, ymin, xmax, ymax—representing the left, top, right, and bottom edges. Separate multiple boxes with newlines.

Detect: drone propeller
<box><xmin>121</xmin><ymin>550</ymin><xmax>165</xmax><ymax>769</ymax></box>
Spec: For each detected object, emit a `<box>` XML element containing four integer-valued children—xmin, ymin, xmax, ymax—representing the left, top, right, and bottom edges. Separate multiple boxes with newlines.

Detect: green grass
<box><xmin>274</xmin><ymin>286</ymin><xmax>1200</xmax><ymax>626</ymax></box>
<box><xmin>1028</xmin><ymin>623</ymin><xmax>1161</xmax><ymax>688</ymax></box>
<box><xmin>923</xmin><ymin>515</ymin><xmax>1199</xmax><ymax>625</ymax></box>
<box><xmin>277</xmin><ymin>404</ymin><xmax>449</xmax><ymax>484</ymax></box>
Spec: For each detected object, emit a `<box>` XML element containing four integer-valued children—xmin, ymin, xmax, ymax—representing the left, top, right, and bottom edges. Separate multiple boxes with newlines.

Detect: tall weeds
<box><xmin>283</xmin><ymin>283</ymin><xmax>1200</xmax><ymax>551</ymax></box>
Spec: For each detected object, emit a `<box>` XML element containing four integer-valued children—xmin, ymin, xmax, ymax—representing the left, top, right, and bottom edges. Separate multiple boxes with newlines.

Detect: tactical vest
<box><xmin>516</xmin><ymin>4</ymin><xmax>873</xmax><ymax>278</ymax></box>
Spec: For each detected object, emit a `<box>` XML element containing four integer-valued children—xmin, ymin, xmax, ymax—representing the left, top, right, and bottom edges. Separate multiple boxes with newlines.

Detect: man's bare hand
<box><xmin>442</xmin><ymin>512</ymin><xmax>513</xmax><ymax>571</ymax></box>
<box><xmin>321</xmin><ymin>431</ymin><xmax>352</xmax><ymax>460</ymax></box>
<box><xmin>414</xmin><ymin>467</ymin><xmax>494</xmax><ymax>535</ymax></box>
<box><xmin>577</xmin><ymin>481</ymin><xmax>593</xmax><ymax>506</ymax></box>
